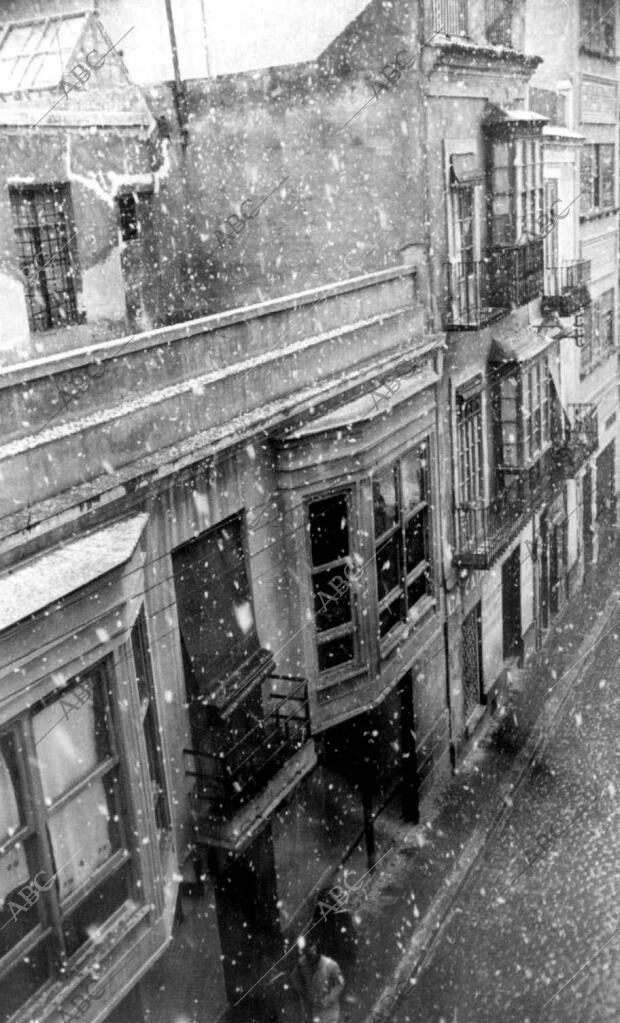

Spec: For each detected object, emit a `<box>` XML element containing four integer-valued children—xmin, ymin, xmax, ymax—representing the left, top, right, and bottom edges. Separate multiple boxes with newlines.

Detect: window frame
<box><xmin>372</xmin><ymin>443</ymin><xmax>433</xmax><ymax>644</ymax></box>
<box><xmin>580</xmin><ymin>143</ymin><xmax>616</xmax><ymax>216</ymax></box>
<box><xmin>457</xmin><ymin>392</ymin><xmax>485</xmax><ymax>506</ymax></box>
<box><xmin>581</xmin><ymin>289</ymin><xmax>615</xmax><ymax>373</ymax></box>
<box><xmin>307</xmin><ymin>489</ymin><xmax>360</xmax><ymax>675</ymax></box>
<box><xmin>0</xmin><ymin>660</ymin><xmax>137</xmax><ymax>1016</ymax></box>
<box><xmin>580</xmin><ymin>0</ymin><xmax>616</xmax><ymax>57</ymax></box>
<box><xmin>9</xmin><ymin>183</ymin><xmax>80</xmax><ymax>333</ymax></box>
<box><xmin>487</xmin><ymin>134</ymin><xmax>543</xmax><ymax>246</ymax></box>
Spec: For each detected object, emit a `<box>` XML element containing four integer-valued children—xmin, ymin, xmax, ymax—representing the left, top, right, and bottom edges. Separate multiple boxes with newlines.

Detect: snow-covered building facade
<box><xmin>525</xmin><ymin>0</ymin><xmax>620</xmax><ymax>571</ymax></box>
<box><xmin>0</xmin><ymin>2</ymin><xmax>618</xmax><ymax>1023</ymax></box>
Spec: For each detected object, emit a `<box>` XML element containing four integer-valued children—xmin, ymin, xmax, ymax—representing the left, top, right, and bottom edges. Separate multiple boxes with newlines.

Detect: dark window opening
<box><xmin>131</xmin><ymin>610</ymin><xmax>171</xmax><ymax>833</ymax></box>
<box><xmin>308</xmin><ymin>492</ymin><xmax>356</xmax><ymax>672</ymax></box>
<box><xmin>580</xmin><ymin>144</ymin><xmax>615</xmax><ymax>215</ymax></box>
<box><xmin>580</xmin><ymin>0</ymin><xmax>615</xmax><ymax>56</ymax></box>
<box><xmin>118</xmin><ymin>192</ymin><xmax>139</xmax><ymax>241</ymax></box>
<box><xmin>172</xmin><ymin>516</ymin><xmax>259</xmax><ymax>696</ymax></box>
<box><xmin>10</xmin><ymin>184</ymin><xmax>79</xmax><ymax>332</ymax></box>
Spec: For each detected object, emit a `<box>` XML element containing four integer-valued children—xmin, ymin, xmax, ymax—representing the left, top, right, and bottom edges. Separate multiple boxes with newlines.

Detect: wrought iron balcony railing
<box><xmin>485</xmin><ymin>0</ymin><xmax>513</xmax><ymax>46</ymax></box>
<box><xmin>184</xmin><ymin>675</ymin><xmax>311</xmax><ymax>820</ymax></box>
<box><xmin>454</xmin><ymin>445</ymin><xmax>569</xmax><ymax>569</ymax></box>
<box><xmin>487</xmin><ymin>239</ymin><xmax>544</xmax><ymax>309</ymax></box>
<box><xmin>542</xmin><ymin>261</ymin><xmax>592</xmax><ymax>317</ymax></box>
<box><xmin>430</xmin><ymin>0</ymin><xmax>468</xmax><ymax>36</ymax></box>
<box><xmin>555</xmin><ymin>403</ymin><xmax>598</xmax><ymax>476</ymax></box>
<box><xmin>445</xmin><ymin>259</ymin><xmax>508</xmax><ymax>329</ymax></box>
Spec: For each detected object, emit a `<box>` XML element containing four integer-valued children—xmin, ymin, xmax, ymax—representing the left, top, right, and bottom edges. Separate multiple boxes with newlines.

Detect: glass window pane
<box><xmin>0</xmin><ymin>732</ymin><xmax>23</xmax><ymax>842</ymax></box>
<box><xmin>376</xmin><ymin>534</ymin><xmax>402</xmax><ymax>600</ymax></box>
<box><xmin>401</xmin><ymin>449</ymin><xmax>426</xmax><ymax>511</ymax></box>
<box><xmin>47</xmin><ymin>774</ymin><xmax>121</xmax><ymax>903</ymax></box>
<box><xmin>317</xmin><ymin>635</ymin><xmax>354</xmax><ymax>672</ymax></box>
<box><xmin>405</xmin><ymin>510</ymin><xmax>427</xmax><ymax>573</ymax></box>
<box><xmin>312</xmin><ymin>568</ymin><xmax>351</xmax><ymax>632</ymax></box>
<box><xmin>407</xmin><ymin>572</ymin><xmax>429</xmax><ymax>610</ymax></box>
<box><xmin>0</xmin><ymin>837</ymin><xmax>40</xmax><ymax>957</ymax></box>
<box><xmin>308</xmin><ymin>494</ymin><xmax>349</xmax><ymax>566</ymax></box>
<box><xmin>0</xmin><ymin>940</ymin><xmax>49</xmax><ymax>1023</ymax></box>
<box><xmin>33</xmin><ymin>677</ymin><xmax>110</xmax><ymax>803</ymax></box>
<box><xmin>62</xmin><ymin>863</ymin><xmax>131</xmax><ymax>960</ymax></box>
<box><xmin>380</xmin><ymin>597</ymin><xmax>404</xmax><ymax>638</ymax></box>
<box><xmin>373</xmin><ymin>467</ymin><xmax>398</xmax><ymax>538</ymax></box>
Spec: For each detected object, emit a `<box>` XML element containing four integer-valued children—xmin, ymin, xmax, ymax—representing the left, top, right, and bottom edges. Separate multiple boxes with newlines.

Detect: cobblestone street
<box><xmin>393</xmin><ymin>598</ymin><xmax>620</xmax><ymax>1023</ymax></box>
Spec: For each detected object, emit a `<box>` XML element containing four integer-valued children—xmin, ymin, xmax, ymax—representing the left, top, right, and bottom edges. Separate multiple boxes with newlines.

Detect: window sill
<box><xmin>579</xmin><ymin>207</ymin><xmax>618</xmax><ymax>224</ymax></box>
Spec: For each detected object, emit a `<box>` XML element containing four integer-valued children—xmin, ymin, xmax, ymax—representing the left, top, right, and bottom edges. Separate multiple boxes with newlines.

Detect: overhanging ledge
<box><xmin>0</xmin><ymin>513</ymin><xmax>148</xmax><ymax>633</ymax></box>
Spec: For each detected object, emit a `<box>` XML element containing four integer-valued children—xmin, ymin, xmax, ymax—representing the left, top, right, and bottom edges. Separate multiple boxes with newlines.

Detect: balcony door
<box><xmin>461</xmin><ymin>601</ymin><xmax>484</xmax><ymax>721</ymax></box>
<box><xmin>451</xmin><ymin>184</ymin><xmax>477</xmax><ymax>324</ymax></box>
<box><xmin>502</xmin><ymin>546</ymin><xmax>522</xmax><ymax>661</ymax></box>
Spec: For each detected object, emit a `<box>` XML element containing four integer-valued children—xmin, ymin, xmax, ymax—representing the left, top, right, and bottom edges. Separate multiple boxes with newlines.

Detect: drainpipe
<box><xmin>164</xmin><ymin>0</ymin><xmax>189</xmax><ymax>146</ymax></box>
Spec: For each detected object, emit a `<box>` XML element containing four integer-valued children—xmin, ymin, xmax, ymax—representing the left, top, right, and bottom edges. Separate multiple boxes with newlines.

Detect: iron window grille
<box><xmin>10</xmin><ymin>184</ymin><xmax>79</xmax><ymax>332</ymax></box>
<box><xmin>580</xmin><ymin>0</ymin><xmax>616</xmax><ymax>57</ymax></box>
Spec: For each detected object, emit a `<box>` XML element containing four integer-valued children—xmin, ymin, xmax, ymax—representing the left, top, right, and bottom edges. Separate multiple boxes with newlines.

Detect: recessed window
<box><xmin>580</xmin><ymin>144</ymin><xmax>615</xmax><ymax>216</ymax></box>
<box><xmin>580</xmin><ymin>0</ymin><xmax>615</xmax><ymax>57</ymax></box>
<box><xmin>172</xmin><ymin>516</ymin><xmax>259</xmax><ymax>696</ymax></box>
<box><xmin>373</xmin><ymin>446</ymin><xmax>432</xmax><ymax>640</ymax></box>
<box><xmin>10</xmin><ymin>184</ymin><xmax>79</xmax><ymax>332</ymax></box>
<box><xmin>581</xmin><ymin>290</ymin><xmax>615</xmax><ymax>373</ymax></box>
<box><xmin>117</xmin><ymin>191</ymin><xmax>152</xmax><ymax>242</ymax></box>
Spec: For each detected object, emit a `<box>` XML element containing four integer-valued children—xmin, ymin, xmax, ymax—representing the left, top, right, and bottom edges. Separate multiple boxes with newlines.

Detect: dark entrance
<box><xmin>209</xmin><ymin>827</ymin><xmax>283</xmax><ymax>1005</ymax></box>
<box><xmin>583</xmin><ymin>467</ymin><xmax>594</xmax><ymax>565</ymax></box>
<box><xmin>597</xmin><ymin>441</ymin><xmax>616</xmax><ymax>528</ymax></box>
<box><xmin>539</xmin><ymin>511</ymin><xmax>549</xmax><ymax>632</ymax></box>
<box><xmin>461</xmin><ymin>601</ymin><xmax>484</xmax><ymax>720</ymax></box>
<box><xmin>502</xmin><ymin>545</ymin><xmax>522</xmax><ymax>661</ymax></box>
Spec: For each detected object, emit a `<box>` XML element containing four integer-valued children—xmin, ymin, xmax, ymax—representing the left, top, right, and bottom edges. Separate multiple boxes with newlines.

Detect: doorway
<box><xmin>502</xmin><ymin>545</ymin><xmax>522</xmax><ymax>661</ymax></box>
<box><xmin>461</xmin><ymin>601</ymin><xmax>484</xmax><ymax>720</ymax></box>
<box><xmin>583</xmin><ymin>468</ymin><xmax>594</xmax><ymax>565</ymax></box>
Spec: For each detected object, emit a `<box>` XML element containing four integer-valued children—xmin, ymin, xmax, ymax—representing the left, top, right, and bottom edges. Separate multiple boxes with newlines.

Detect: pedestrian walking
<box><xmin>294</xmin><ymin>940</ymin><xmax>345</xmax><ymax>1023</ymax></box>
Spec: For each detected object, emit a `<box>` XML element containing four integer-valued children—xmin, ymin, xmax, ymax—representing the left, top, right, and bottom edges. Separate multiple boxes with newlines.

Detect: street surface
<box><xmin>393</xmin><ymin>605</ymin><xmax>620</xmax><ymax>1023</ymax></box>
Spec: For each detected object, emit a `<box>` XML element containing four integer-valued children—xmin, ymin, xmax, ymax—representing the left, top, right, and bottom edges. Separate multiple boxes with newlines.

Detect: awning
<box><xmin>483</xmin><ymin>104</ymin><xmax>548</xmax><ymax>128</ymax></box>
<box><xmin>450</xmin><ymin>152</ymin><xmax>483</xmax><ymax>185</ymax></box>
<box><xmin>0</xmin><ymin>514</ymin><xmax>148</xmax><ymax>633</ymax></box>
<box><xmin>489</xmin><ymin>321</ymin><xmax>558</xmax><ymax>365</ymax></box>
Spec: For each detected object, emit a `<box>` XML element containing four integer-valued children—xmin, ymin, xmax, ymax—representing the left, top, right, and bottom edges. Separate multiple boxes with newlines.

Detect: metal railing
<box><xmin>487</xmin><ymin>239</ymin><xmax>544</xmax><ymax>309</ymax></box>
<box><xmin>455</xmin><ymin>446</ymin><xmax>569</xmax><ymax>568</ymax></box>
<box><xmin>543</xmin><ymin>261</ymin><xmax>591</xmax><ymax>316</ymax></box>
<box><xmin>445</xmin><ymin>259</ymin><xmax>506</xmax><ymax>328</ymax></box>
<box><xmin>184</xmin><ymin>675</ymin><xmax>311</xmax><ymax>819</ymax></box>
<box><xmin>556</xmin><ymin>404</ymin><xmax>598</xmax><ymax>476</ymax></box>
<box><xmin>430</xmin><ymin>0</ymin><xmax>468</xmax><ymax>35</ymax></box>
<box><xmin>485</xmin><ymin>0</ymin><xmax>513</xmax><ymax>45</ymax></box>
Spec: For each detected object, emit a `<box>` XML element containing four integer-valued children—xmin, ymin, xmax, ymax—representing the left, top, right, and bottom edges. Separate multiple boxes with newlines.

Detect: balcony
<box><xmin>445</xmin><ymin>259</ymin><xmax>508</xmax><ymax>329</ymax></box>
<box><xmin>485</xmin><ymin>0</ymin><xmax>513</xmax><ymax>46</ymax></box>
<box><xmin>556</xmin><ymin>403</ymin><xmax>598</xmax><ymax>476</ymax></box>
<box><xmin>184</xmin><ymin>675</ymin><xmax>316</xmax><ymax>849</ymax></box>
<box><xmin>454</xmin><ymin>446</ymin><xmax>569</xmax><ymax>569</ymax></box>
<box><xmin>430</xmin><ymin>0</ymin><xmax>468</xmax><ymax>36</ymax></box>
<box><xmin>542</xmin><ymin>261</ymin><xmax>591</xmax><ymax>317</ymax></box>
<box><xmin>487</xmin><ymin>239</ymin><xmax>544</xmax><ymax>309</ymax></box>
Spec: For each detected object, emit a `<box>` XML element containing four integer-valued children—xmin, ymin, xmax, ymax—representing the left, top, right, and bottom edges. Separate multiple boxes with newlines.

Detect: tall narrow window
<box><xmin>308</xmin><ymin>493</ymin><xmax>356</xmax><ymax>672</ymax></box>
<box><xmin>580</xmin><ymin>144</ymin><xmax>615</xmax><ymax>215</ymax></box>
<box><xmin>580</xmin><ymin>0</ymin><xmax>615</xmax><ymax>56</ymax></box>
<box><xmin>458</xmin><ymin>394</ymin><xmax>484</xmax><ymax>505</ymax></box>
<box><xmin>131</xmin><ymin>611</ymin><xmax>171</xmax><ymax>835</ymax></box>
<box><xmin>0</xmin><ymin>664</ymin><xmax>135</xmax><ymax>1020</ymax></box>
<box><xmin>373</xmin><ymin>445</ymin><xmax>432</xmax><ymax>640</ymax></box>
<box><xmin>173</xmin><ymin>516</ymin><xmax>259</xmax><ymax>696</ymax></box>
<box><xmin>10</xmin><ymin>185</ymin><xmax>79</xmax><ymax>332</ymax></box>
